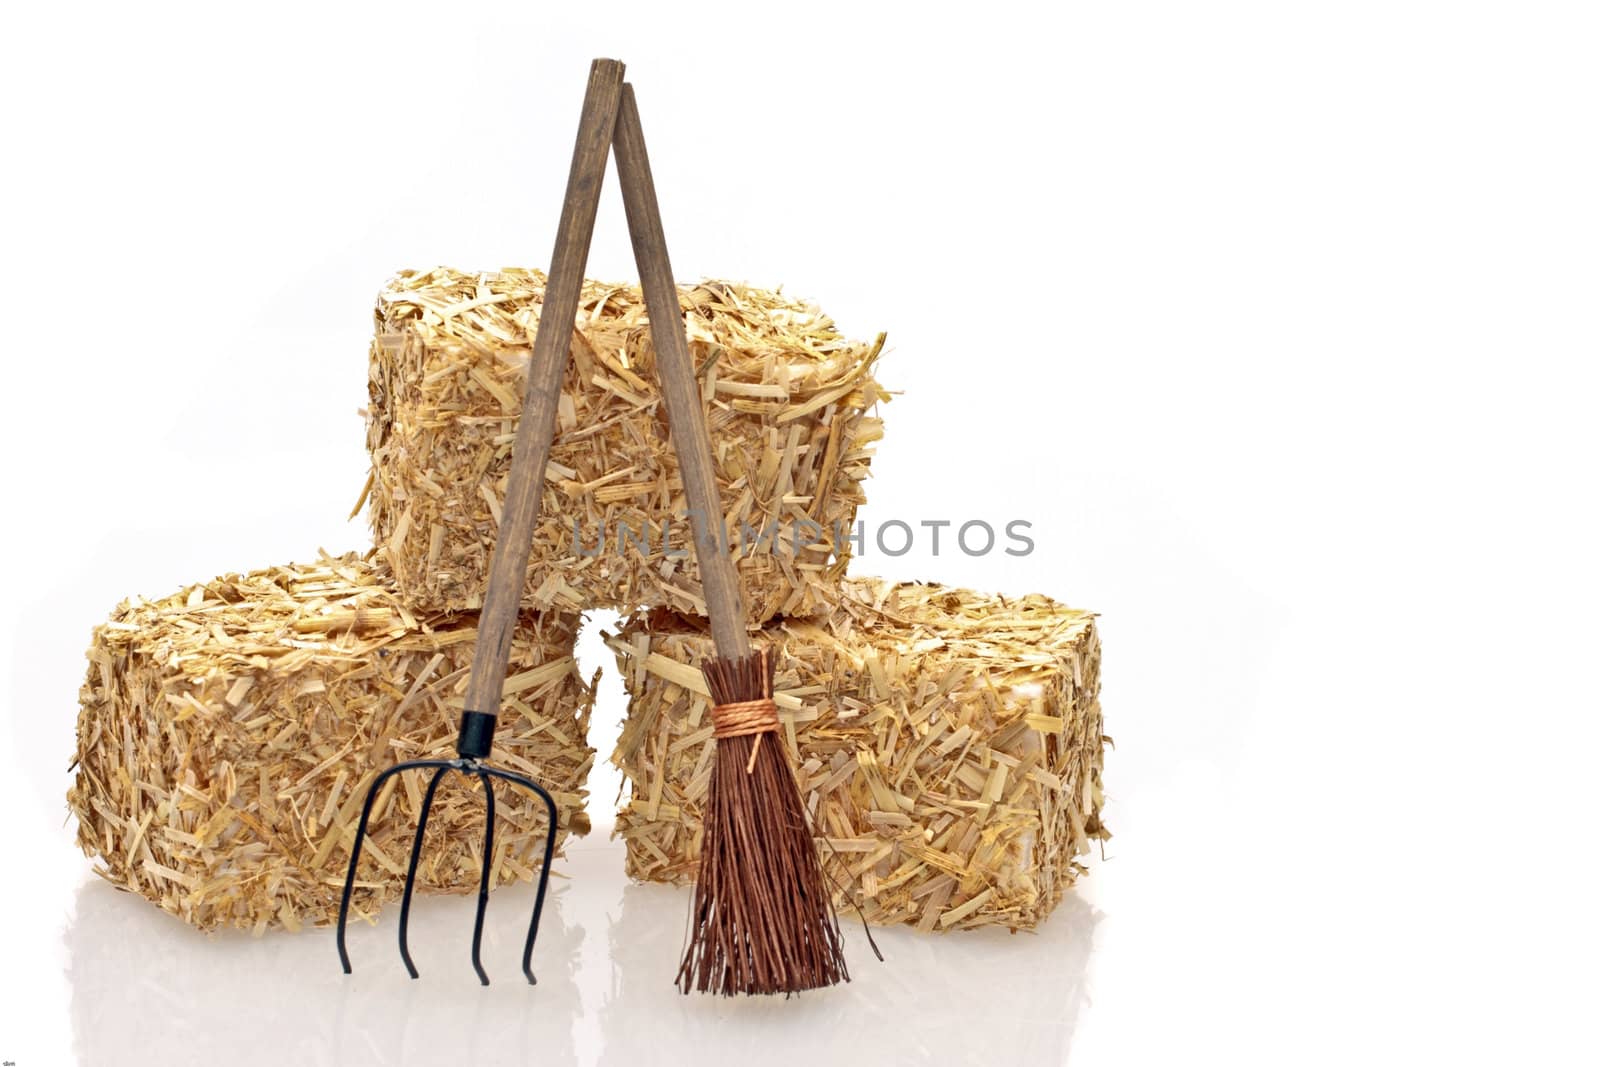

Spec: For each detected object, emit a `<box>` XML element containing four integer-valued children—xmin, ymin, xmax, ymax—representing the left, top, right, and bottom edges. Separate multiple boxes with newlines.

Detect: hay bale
<box><xmin>607</xmin><ymin>578</ymin><xmax>1109</xmax><ymax>932</ymax></box>
<box><xmin>68</xmin><ymin>552</ymin><xmax>597</xmax><ymax>934</ymax></box>
<box><xmin>364</xmin><ymin>268</ymin><xmax>888</xmax><ymax>623</ymax></box>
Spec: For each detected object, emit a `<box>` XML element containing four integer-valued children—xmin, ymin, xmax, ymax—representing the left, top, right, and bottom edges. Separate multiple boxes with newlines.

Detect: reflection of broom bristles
<box><xmin>677</xmin><ymin>647</ymin><xmax>848</xmax><ymax>995</ymax></box>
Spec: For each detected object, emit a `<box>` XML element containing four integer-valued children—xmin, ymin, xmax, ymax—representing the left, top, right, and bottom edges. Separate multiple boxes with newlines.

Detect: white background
<box><xmin>2</xmin><ymin>2</ymin><xmax>1596</xmax><ymax>1064</ymax></box>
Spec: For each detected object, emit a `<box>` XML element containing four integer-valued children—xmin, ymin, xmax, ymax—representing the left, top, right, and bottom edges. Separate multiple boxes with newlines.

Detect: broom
<box><xmin>611</xmin><ymin>83</ymin><xmax>852</xmax><ymax>995</ymax></box>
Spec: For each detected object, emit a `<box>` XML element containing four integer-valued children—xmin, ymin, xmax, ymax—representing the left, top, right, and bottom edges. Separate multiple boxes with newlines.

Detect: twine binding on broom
<box><xmin>711</xmin><ymin>696</ymin><xmax>780</xmax><ymax>773</ymax></box>
<box><xmin>710</xmin><ymin>698</ymin><xmax>780</xmax><ymax>739</ymax></box>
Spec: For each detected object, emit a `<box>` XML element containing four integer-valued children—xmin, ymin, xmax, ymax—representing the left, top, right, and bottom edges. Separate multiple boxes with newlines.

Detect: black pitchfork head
<box><xmin>335</xmin><ymin>711</ymin><xmax>560</xmax><ymax>985</ymax></box>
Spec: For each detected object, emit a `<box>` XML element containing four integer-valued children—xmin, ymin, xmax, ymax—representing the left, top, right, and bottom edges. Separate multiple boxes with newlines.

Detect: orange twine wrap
<box><xmin>710</xmin><ymin>698</ymin><xmax>779</xmax><ymax>739</ymax></box>
<box><xmin>713</xmin><ymin>697</ymin><xmax>778</xmax><ymax>774</ymax></box>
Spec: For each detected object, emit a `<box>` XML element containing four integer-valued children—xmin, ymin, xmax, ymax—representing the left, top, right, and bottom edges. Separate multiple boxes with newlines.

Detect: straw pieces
<box><xmin>68</xmin><ymin>552</ymin><xmax>597</xmax><ymax>934</ymax></box>
<box><xmin>607</xmin><ymin>577</ymin><xmax>1109</xmax><ymax>932</ymax></box>
<box><xmin>365</xmin><ymin>268</ymin><xmax>888</xmax><ymax>624</ymax></box>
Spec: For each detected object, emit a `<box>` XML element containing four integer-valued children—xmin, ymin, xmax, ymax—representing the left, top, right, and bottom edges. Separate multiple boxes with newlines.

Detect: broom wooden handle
<box><xmin>462</xmin><ymin>58</ymin><xmax>626</xmax><ymax>720</ymax></box>
<box><xmin>612</xmin><ymin>83</ymin><xmax>753</xmax><ymax>661</ymax></box>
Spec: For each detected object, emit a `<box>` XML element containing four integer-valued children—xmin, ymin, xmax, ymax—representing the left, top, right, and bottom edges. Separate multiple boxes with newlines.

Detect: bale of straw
<box><xmin>68</xmin><ymin>552</ymin><xmax>597</xmax><ymax>934</ymax></box>
<box><xmin>363</xmin><ymin>268</ymin><xmax>888</xmax><ymax>624</ymax></box>
<box><xmin>607</xmin><ymin>578</ymin><xmax>1109</xmax><ymax>932</ymax></box>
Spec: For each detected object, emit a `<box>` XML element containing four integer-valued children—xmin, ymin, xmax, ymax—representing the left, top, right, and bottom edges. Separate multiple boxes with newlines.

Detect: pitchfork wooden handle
<box><xmin>612</xmin><ymin>84</ymin><xmax>754</xmax><ymax>662</ymax></box>
<box><xmin>459</xmin><ymin>58</ymin><xmax>626</xmax><ymax>740</ymax></box>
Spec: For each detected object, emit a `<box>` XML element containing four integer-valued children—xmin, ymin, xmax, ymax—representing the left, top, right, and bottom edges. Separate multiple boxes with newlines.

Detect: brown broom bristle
<box><xmin>677</xmin><ymin>646</ymin><xmax>849</xmax><ymax>995</ymax></box>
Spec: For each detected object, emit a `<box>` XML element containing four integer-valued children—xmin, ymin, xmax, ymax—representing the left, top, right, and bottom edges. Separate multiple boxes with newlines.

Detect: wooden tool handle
<box><xmin>462</xmin><ymin>58</ymin><xmax>626</xmax><ymax>718</ymax></box>
<box><xmin>612</xmin><ymin>83</ymin><xmax>753</xmax><ymax>661</ymax></box>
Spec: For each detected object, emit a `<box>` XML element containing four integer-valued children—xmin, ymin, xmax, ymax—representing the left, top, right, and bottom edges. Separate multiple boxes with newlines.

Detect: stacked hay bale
<box><xmin>69</xmin><ymin>554</ymin><xmax>596</xmax><ymax>933</ymax></box>
<box><xmin>607</xmin><ymin>578</ymin><xmax>1108</xmax><ymax>932</ymax></box>
<box><xmin>363</xmin><ymin>267</ymin><xmax>889</xmax><ymax>623</ymax></box>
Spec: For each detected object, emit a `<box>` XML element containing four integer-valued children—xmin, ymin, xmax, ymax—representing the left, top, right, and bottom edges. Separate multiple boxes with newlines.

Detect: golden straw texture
<box><xmin>608</xmin><ymin>578</ymin><xmax>1109</xmax><ymax>932</ymax></box>
<box><xmin>364</xmin><ymin>268</ymin><xmax>888</xmax><ymax>623</ymax></box>
<box><xmin>68</xmin><ymin>552</ymin><xmax>596</xmax><ymax>934</ymax></box>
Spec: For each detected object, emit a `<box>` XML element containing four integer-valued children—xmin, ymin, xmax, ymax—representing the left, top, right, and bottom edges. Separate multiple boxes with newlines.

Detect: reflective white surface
<box><xmin>60</xmin><ymin>828</ymin><xmax>1098</xmax><ymax>1067</ymax></box>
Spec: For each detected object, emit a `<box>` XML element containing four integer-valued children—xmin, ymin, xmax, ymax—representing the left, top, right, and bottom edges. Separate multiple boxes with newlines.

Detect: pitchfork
<box><xmin>334</xmin><ymin>58</ymin><xmax>626</xmax><ymax>985</ymax></box>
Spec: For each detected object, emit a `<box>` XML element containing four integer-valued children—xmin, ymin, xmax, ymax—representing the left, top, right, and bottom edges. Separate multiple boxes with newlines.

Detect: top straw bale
<box><xmin>363</xmin><ymin>268</ymin><xmax>888</xmax><ymax>623</ymax></box>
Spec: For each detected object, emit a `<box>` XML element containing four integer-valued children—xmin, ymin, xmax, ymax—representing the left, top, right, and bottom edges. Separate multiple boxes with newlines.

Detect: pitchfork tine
<box><xmin>470</xmin><ymin>771</ymin><xmax>496</xmax><ymax>985</ymax></box>
<box><xmin>337</xmin><ymin>758</ymin><xmax>452</xmax><ymax>974</ymax></box>
<box><xmin>397</xmin><ymin>763</ymin><xmax>451</xmax><ymax>979</ymax></box>
<box><xmin>483</xmin><ymin>766</ymin><xmax>561</xmax><ymax>984</ymax></box>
